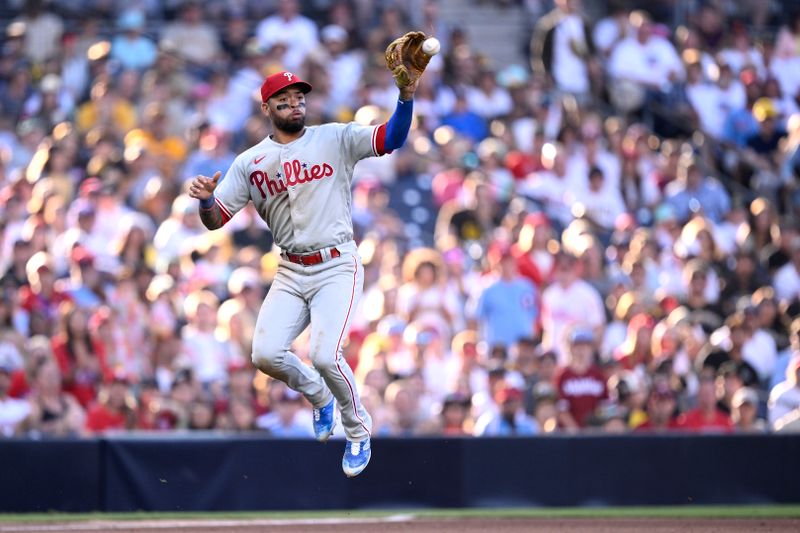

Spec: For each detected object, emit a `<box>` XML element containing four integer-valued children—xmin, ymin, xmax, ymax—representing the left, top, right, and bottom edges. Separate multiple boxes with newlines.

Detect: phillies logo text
<box><xmin>249</xmin><ymin>159</ymin><xmax>334</xmax><ymax>198</ymax></box>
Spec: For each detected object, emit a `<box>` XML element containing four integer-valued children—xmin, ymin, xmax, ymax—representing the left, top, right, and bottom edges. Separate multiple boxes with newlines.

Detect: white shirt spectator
<box><xmin>743</xmin><ymin>329</ymin><xmax>778</xmax><ymax>382</ymax></box>
<box><xmin>773</xmin><ymin>261</ymin><xmax>800</xmax><ymax>302</ymax></box>
<box><xmin>255</xmin><ymin>13</ymin><xmax>318</xmax><ymax>72</ymax></box>
<box><xmin>0</xmin><ymin>395</ymin><xmax>30</xmax><ymax>437</ymax></box>
<box><xmin>160</xmin><ymin>19</ymin><xmax>220</xmax><ymax>66</ymax></box>
<box><xmin>769</xmin><ymin>56</ymin><xmax>800</xmax><ymax>105</ymax></box>
<box><xmin>179</xmin><ymin>326</ymin><xmax>240</xmax><ymax>386</ymax></box>
<box><xmin>518</xmin><ymin>170</ymin><xmax>574</xmax><ymax>227</ymax></box>
<box><xmin>326</xmin><ymin>51</ymin><xmax>365</xmax><ymax>111</ymax></box>
<box><xmin>687</xmin><ymin>80</ymin><xmax>725</xmax><ymax>139</ymax></box>
<box><xmin>541</xmin><ymin>279</ymin><xmax>605</xmax><ymax>364</ymax></box>
<box><xmin>465</xmin><ymin>85</ymin><xmax>513</xmax><ymax>120</ymax></box>
<box><xmin>223</xmin><ymin>67</ymin><xmax>264</xmax><ymax>132</ymax></box>
<box><xmin>567</xmin><ymin>147</ymin><xmax>622</xmax><ymax>193</ymax></box>
<box><xmin>593</xmin><ymin>15</ymin><xmax>631</xmax><ymax>57</ymax></box>
<box><xmin>769</xmin><ymin>379</ymin><xmax>800</xmax><ymax>429</ymax></box>
<box><xmin>608</xmin><ymin>35</ymin><xmax>683</xmax><ymax>89</ymax></box>
<box><xmin>575</xmin><ymin>181</ymin><xmax>626</xmax><ymax>230</ymax></box>
<box><xmin>718</xmin><ymin>46</ymin><xmax>766</xmax><ymax>78</ymax></box>
<box><xmin>552</xmin><ymin>15</ymin><xmax>591</xmax><ymax>94</ymax></box>
<box><xmin>15</xmin><ymin>10</ymin><xmax>63</xmax><ymax>63</ymax></box>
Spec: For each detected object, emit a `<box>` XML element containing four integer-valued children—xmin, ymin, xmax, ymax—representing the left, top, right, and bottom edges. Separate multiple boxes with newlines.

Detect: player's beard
<box><xmin>273</xmin><ymin>113</ymin><xmax>305</xmax><ymax>134</ymax></box>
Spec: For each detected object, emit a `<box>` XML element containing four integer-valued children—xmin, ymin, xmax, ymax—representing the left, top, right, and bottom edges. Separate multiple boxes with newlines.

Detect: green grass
<box><xmin>1</xmin><ymin>505</ymin><xmax>799</xmax><ymax>522</ymax></box>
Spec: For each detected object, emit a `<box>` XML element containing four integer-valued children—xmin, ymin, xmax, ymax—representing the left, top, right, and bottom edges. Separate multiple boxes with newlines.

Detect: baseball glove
<box><xmin>385</xmin><ymin>31</ymin><xmax>431</xmax><ymax>89</ymax></box>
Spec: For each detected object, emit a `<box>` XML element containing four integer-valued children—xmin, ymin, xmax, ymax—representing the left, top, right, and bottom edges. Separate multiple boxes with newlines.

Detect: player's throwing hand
<box><xmin>188</xmin><ymin>170</ymin><xmax>221</xmax><ymax>201</ymax></box>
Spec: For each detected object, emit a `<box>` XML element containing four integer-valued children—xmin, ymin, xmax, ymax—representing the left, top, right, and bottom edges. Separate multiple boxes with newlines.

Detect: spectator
<box><xmin>540</xmin><ymin>252</ymin><xmax>605</xmax><ymax>362</ymax></box>
<box><xmin>512</xmin><ymin>212</ymin><xmax>555</xmax><ymax>288</ymax></box>
<box><xmin>179</xmin><ymin>290</ymin><xmax>242</xmax><ymax>389</ymax></box>
<box><xmin>555</xmin><ymin>327</ymin><xmax>608</xmax><ymax>431</ymax></box>
<box><xmin>14</xmin><ymin>0</ymin><xmax>64</xmax><ymax>64</ymax></box>
<box><xmin>473</xmin><ymin>385</ymin><xmax>538</xmax><ymax>436</ymax></box>
<box><xmin>0</xmin><ymin>354</ymin><xmax>30</xmax><ymax>437</ymax></box>
<box><xmin>18</xmin><ymin>252</ymin><xmax>71</xmax><ymax>336</ymax></box>
<box><xmin>675</xmin><ymin>374</ymin><xmax>733</xmax><ymax>433</ymax></box>
<box><xmin>772</xmin><ymin>236</ymin><xmax>800</xmax><ymax>302</ymax></box>
<box><xmin>111</xmin><ymin>10</ymin><xmax>158</xmax><ymax>72</ymax></box>
<box><xmin>255</xmin><ymin>0</ymin><xmax>318</xmax><ymax>72</ymax></box>
<box><xmin>730</xmin><ymin>386</ymin><xmax>767</xmax><ymax>433</ymax></box>
<box><xmin>27</xmin><ymin>358</ymin><xmax>86</xmax><ymax>437</ymax></box>
<box><xmin>475</xmin><ymin>247</ymin><xmax>538</xmax><ymax>349</ymax></box>
<box><xmin>320</xmin><ymin>24</ymin><xmax>365</xmax><ymax>113</ymax></box>
<box><xmin>574</xmin><ymin>165</ymin><xmax>627</xmax><ymax>231</ymax></box>
<box><xmin>440</xmin><ymin>91</ymin><xmax>488</xmax><ymax>143</ymax></box>
<box><xmin>159</xmin><ymin>1</ymin><xmax>220</xmax><ymax>70</ymax></box>
<box><xmin>664</xmin><ymin>154</ymin><xmax>731</xmax><ymax>224</ymax></box>
<box><xmin>396</xmin><ymin>248</ymin><xmax>460</xmax><ymax>343</ymax></box>
<box><xmin>85</xmin><ymin>372</ymin><xmax>137</xmax><ymax>433</ymax></box>
<box><xmin>531</xmin><ymin>0</ymin><xmax>597</xmax><ymax>102</ymax></box>
<box><xmin>465</xmin><ymin>70</ymin><xmax>513</xmax><ymax>120</ymax></box>
<box><xmin>51</xmin><ymin>302</ymin><xmax>106</xmax><ymax>408</ymax></box>
<box><xmin>607</xmin><ymin>11</ymin><xmax>683</xmax><ymax>114</ymax></box>
<box><xmin>768</xmin><ymin>357</ymin><xmax>800</xmax><ymax>431</ymax></box>
<box><xmin>634</xmin><ymin>381</ymin><xmax>680</xmax><ymax>432</ymax></box>
<box><xmin>421</xmin><ymin>392</ymin><xmax>472</xmax><ymax>436</ymax></box>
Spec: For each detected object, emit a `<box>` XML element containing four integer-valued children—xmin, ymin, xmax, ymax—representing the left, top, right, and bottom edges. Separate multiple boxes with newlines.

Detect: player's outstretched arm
<box><xmin>188</xmin><ymin>171</ymin><xmax>225</xmax><ymax>230</ymax></box>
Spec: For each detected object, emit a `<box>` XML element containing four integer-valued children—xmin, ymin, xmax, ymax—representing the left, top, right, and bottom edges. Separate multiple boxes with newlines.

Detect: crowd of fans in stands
<box><xmin>1</xmin><ymin>0</ymin><xmax>800</xmax><ymax>439</ymax></box>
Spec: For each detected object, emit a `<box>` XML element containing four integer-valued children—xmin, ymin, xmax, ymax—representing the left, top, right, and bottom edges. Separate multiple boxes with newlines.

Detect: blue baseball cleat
<box><xmin>313</xmin><ymin>398</ymin><xmax>335</xmax><ymax>442</ymax></box>
<box><xmin>342</xmin><ymin>438</ymin><xmax>371</xmax><ymax>477</ymax></box>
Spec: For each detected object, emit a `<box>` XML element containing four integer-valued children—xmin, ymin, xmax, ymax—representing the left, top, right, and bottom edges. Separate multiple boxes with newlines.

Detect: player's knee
<box><xmin>251</xmin><ymin>343</ymin><xmax>283</xmax><ymax>373</ymax></box>
<box><xmin>308</xmin><ymin>348</ymin><xmax>339</xmax><ymax>375</ymax></box>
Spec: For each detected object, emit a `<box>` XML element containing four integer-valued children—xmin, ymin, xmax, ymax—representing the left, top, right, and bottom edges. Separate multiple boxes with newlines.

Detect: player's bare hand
<box><xmin>188</xmin><ymin>171</ymin><xmax>221</xmax><ymax>200</ymax></box>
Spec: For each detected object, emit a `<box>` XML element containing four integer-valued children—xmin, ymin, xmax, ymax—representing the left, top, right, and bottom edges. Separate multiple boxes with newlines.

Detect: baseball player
<box><xmin>188</xmin><ymin>33</ymin><xmax>432</xmax><ymax>477</ymax></box>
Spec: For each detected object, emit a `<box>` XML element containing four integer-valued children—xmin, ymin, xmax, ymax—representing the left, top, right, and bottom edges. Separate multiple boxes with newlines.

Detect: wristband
<box><xmin>200</xmin><ymin>196</ymin><xmax>215</xmax><ymax>209</ymax></box>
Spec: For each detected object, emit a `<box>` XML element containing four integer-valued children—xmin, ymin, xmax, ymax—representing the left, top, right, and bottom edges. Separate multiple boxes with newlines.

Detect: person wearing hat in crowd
<box><xmin>473</xmin><ymin>384</ymin><xmax>538</xmax><ymax>436</ymax></box>
<box><xmin>555</xmin><ymin>326</ymin><xmax>608</xmax><ymax>432</ymax></box>
<box><xmin>634</xmin><ymin>380</ymin><xmax>680</xmax><ymax>432</ymax></box>
<box><xmin>730</xmin><ymin>386</ymin><xmax>767</xmax><ymax>433</ymax></box>
<box><xmin>474</xmin><ymin>243</ymin><xmax>538</xmax><ymax>349</ymax></box>
<box><xmin>18</xmin><ymin>251</ymin><xmax>71</xmax><ymax>337</ymax></box>
<box><xmin>110</xmin><ymin>9</ymin><xmax>157</xmax><ymax>72</ymax></box>
<box><xmin>741</xmin><ymin>97</ymin><xmax>788</xmax><ymax>197</ymax></box>
<box><xmin>85</xmin><ymin>370</ymin><xmax>137</xmax><ymax>433</ymax></box>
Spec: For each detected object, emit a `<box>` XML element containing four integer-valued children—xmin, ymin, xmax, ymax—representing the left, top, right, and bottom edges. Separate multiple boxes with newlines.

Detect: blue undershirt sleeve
<box><xmin>384</xmin><ymin>98</ymin><xmax>414</xmax><ymax>151</ymax></box>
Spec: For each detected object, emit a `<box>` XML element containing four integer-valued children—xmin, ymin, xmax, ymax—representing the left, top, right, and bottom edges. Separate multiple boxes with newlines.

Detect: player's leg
<box><xmin>307</xmin><ymin>255</ymin><xmax>372</xmax><ymax>442</ymax></box>
<box><xmin>251</xmin><ymin>268</ymin><xmax>333</xmax><ymax>409</ymax></box>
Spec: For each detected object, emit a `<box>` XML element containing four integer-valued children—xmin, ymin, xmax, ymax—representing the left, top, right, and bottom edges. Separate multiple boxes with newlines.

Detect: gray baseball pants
<box><xmin>251</xmin><ymin>241</ymin><xmax>372</xmax><ymax>441</ymax></box>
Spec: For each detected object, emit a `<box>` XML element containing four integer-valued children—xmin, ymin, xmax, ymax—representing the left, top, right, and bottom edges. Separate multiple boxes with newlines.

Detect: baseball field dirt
<box><xmin>1</xmin><ymin>507</ymin><xmax>799</xmax><ymax>532</ymax></box>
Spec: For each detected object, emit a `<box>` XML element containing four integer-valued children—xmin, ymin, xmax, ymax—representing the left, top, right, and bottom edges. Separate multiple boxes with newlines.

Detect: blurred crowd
<box><xmin>1</xmin><ymin>0</ymin><xmax>800</xmax><ymax>439</ymax></box>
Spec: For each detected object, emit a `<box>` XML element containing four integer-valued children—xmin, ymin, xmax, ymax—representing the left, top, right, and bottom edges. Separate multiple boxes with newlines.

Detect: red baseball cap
<box><xmin>260</xmin><ymin>71</ymin><xmax>312</xmax><ymax>103</ymax></box>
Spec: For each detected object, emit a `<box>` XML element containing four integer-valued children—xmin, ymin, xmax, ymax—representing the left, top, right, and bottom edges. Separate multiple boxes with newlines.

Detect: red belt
<box><xmin>284</xmin><ymin>247</ymin><xmax>341</xmax><ymax>266</ymax></box>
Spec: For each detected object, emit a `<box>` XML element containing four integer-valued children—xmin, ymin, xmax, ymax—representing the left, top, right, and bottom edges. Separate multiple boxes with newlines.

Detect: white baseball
<box><xmin>422</xmin><ymin>37</ymin><xmax>440</xmax><ymax>56</ymax></box>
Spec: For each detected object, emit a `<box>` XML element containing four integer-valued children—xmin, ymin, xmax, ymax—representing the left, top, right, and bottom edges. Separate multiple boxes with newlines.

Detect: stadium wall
<box><xmin>2</xmin><ymin>435</ymin><xmax>798</xmax><ymax>512</ymax></box>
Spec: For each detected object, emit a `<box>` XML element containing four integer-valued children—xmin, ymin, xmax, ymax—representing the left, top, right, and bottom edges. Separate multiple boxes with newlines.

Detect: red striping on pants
<box><xmin>334</xmin><ymin>256</ymin><xmax>370</xmax><ymax>436</ymax></box>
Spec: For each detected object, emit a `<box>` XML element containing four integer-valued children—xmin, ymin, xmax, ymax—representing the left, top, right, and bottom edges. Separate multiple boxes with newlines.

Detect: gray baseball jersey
<box><xmin>213</xmin><ymin>122</ymin><xmax>384</xmax><ymax>252</ymax></box>
<box><xmin>213</xmin><ymin>122</ymin><xmax>385</xmax><ymax>442</ymax></box>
